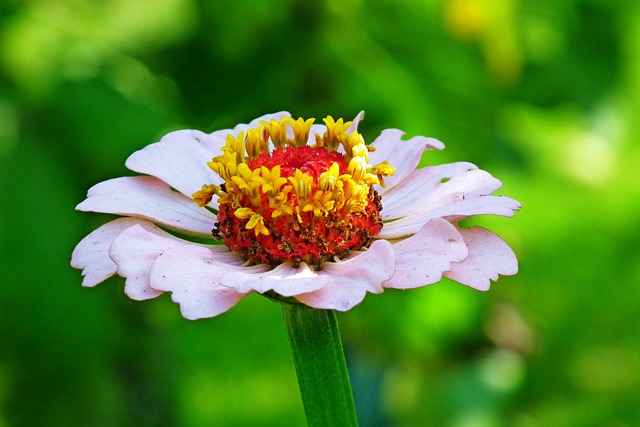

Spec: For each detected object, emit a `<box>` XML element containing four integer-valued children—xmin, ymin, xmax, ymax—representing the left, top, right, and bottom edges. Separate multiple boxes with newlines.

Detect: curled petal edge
<box><xmin>295</xmin><ymin>239</ymin><xmax>396</xmax><ymax>311</ymax></box>
<box><xmin>444</xmin><ymin>226</ymin><xmax>518</xmax><ymax>291</ymax></box>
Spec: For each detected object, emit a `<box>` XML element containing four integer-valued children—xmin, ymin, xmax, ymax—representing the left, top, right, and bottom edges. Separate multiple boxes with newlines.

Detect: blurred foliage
<box><xmin>1</xmin><ymin>0</ymin><xmax>639</xmax><ymax>426</ymax></box>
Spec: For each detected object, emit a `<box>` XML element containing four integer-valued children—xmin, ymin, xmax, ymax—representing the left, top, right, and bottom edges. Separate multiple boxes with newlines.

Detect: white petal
<box><xmin>382</xmin><ymin>166</ymin><xmax>510</xmax><ymax>221</ymax></box>
<box><xmin>378</xmin><ymin>195</ymin><xmax>521</xmax><ymax>239</ymax></box>
<box><xmin>76</xmin><ymin>176</ymin><xmax>216</xmax><ymax>237</ymax></box>
<box><xmin>304</xmin><ymin>124</ymin><xmax>325</xmax><ymax>146</ymax></box>
<box><xmin>444</xmin><ymin>227</ymin><xmax>518</xmax><ymax>291</ymax></box>
<box><xmin>346</xmin><ymin>111</ymin><xmax>365</xmax><ymax>133</ymax></box>
<box><xmin>108</xmin><ymin>224</ymin><xmax>187</xmax><ymax>300</ymax></box>
<box><xmin>125</xmin><ymin>130</ymin><xmax>223</xmax><ymax>199</ymax></box>
<box><xmin>149</xmin><ymin>245</ymin><xmax>266</xmax><ymax>320</ymax></box>
<box><xmin>381</xmin><ymin>162</ymin><xmax>480</xmax><ymax>218</ymax></box>
<box><xmin>383</xmin><ymin>218</ymin><xmax>468</xmax><ymax>289</ymax></box>
<box><xmin>295</xmin><ymin>240</ymin><xmax>396</xmax><ymax>311</ymax></box>
<box><xmin>71</xmin><ymin>218</ymin><xmax>160</xmax><ymax>287</ymax></box>
<box><xmin>219</xmin><ymin>262</ymin><xmax>330</xmax><ymax>296</ymax></box>
<box><xmin>369</xmin><ymin>129</ymin><xmax>445</xmax><ymax>193</ymax></box>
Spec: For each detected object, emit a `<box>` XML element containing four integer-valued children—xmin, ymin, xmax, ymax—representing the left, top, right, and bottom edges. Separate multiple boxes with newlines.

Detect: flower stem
<box><xmin>281</xmin><ymin>302</ymin><xmax>359</xmax><ymax>427</ymax></box>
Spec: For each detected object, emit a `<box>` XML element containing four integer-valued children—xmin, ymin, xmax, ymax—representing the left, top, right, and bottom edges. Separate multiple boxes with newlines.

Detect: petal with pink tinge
<box><xmin>346</xmin><ymin>111</ymin><xmax>365</xmax><ymax>134</ymax></box>
<box><xmin>378</xmin><ymin>195</ymin><xmax>520</xmax><ymax>239</ymax></box>
<box><xmin>70</xmin><ymin>217</ymin><xmax>163</xmax><ymax>287</ymax></box>
<box><xmin>149</xmin><ymin>245</ymin><xmax>267</xmax><ymax>320</ymax></box>
<box><xmin>444</xmin><ymin>226</ymin><xmax>518</xmax><ymax>291</ymax></box>
<box><xmin>108</xmin><ymin>224</ymin><xmax>186</xmax><ymax>300</ymax></box>
<box><xmin>125</xmin><ymin>130</ymin><xmax>223</xmax><ymax>199</ymax></box>
<box><xmin>369</xmin><ymin>129</ymin><xmax>445</xmax><ymax>193</ymax></box>
<box><xmin>295</xmin><ymin>239</ymin><xmax>395</xmax><ymax>311</ymax></box>
<box><xmin>381</xmin><ymin>162</ymin><xmax>483</xmax><ymax>218</ymax></box>
<box><xmin>383</xmin><ymin>218</ymin><xmax>469</xmax><ymax>289</ymax></box>
<box><xmin>76</xmin><ymin>176</ymin><xmax>216</xmax><ymax>237</ymax></box>
<box><xmin>219</xmin><ymin>262</ymin><xmax>330</xmax><ymax>296</ymax></box>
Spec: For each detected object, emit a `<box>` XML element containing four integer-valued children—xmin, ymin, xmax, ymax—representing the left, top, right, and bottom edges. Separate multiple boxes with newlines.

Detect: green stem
<box><xmin>281</xmin><ymin>302</ymin><xmax>359</xmax><ymax>427</ymax></box>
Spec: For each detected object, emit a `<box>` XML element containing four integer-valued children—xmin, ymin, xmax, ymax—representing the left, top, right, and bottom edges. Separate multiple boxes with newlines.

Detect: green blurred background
<box><xmin>1</xmin><ymin>0</ymin><xmax>639</xmax><ymax>426</ymax></box>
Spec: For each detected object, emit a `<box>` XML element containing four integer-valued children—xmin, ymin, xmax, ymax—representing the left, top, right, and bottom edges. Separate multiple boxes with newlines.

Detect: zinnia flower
<box><xmin>71</xmin><ymin>112</ymin><xmax>520</xmax><ymax>320</ymax></box>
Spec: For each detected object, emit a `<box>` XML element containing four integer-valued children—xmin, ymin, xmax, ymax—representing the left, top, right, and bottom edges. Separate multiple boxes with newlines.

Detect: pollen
<box><xmin>195</xmin><ymin>116</ymin><xmax>396</xmax><ymax>268</ymax></box>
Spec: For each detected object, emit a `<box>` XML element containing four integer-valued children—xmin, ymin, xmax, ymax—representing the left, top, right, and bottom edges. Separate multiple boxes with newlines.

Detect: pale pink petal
<box><xmin>295</xmin><ymin>240</ymin><xmax>395</xmax><ymax>311</ymax></box>
<box><xmin>76</xmin><ymin>176</ymin><xmax>216</xmax><ymax>237</ymax></box>
<box><xmin>108</xmin><ymin>224</ymin><xmax>187</xmax><ymax>300</ymax></box>
<box><xmin>378</xmin><ymin>195</ymin><xmax>520</xmax><ymax>239</ymax></box>
<box><xmin>307</xmin><ymin>123</ymin><xmax>327</xmax><ymax>144</ymax></box>
<box><xmin>149</xmin><ymin>245</ymin><xmax>267</xmax><ymax>320</ymax></box>
<box><xmin>369</xmin><ymin>129</ymin><xmax>445</xmax><ymax>193</ymax></box>
<box><xmin>219</xmin><ymin>262</ymin><xmax>330</xmax><ymax>296</ymax></box>
<box><xmin>444</xmin><ymin>227</ymin><xmax>518</xmax><ymax>291</ymax></box>
<box><xmin>381</xmin><ymin>163</ymin><xmax>502</xmax><ymax>220</ymax></box>
<box><xmin>71</xmin><ymin>218</ymin><xmax>160</xmax><ymax>287</ymax></box>
<box><xmin>381</xmin><ymin>162</ymin><xmax>478</xmax><ymax>218</ymax></box>
<box><xmin>346</xmin><ymin>111</ymin><xmax>365</xmax><ymax>134</ymax></box>
<box><xmin>125</xmin><ymin>130</ymin><xmax>223</xmax><ymax>199</ymax></box>
<box><xmin>383</xmin><ymin>218</ymin><xmax>468</xmax><ymax>289</ymax></box>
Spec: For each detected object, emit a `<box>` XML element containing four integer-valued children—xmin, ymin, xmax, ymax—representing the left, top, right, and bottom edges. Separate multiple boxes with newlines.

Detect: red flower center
<box><xmin>193</xmin><ymin>116</ymin><xmax>395</xmax><ymax>268</ymax></box>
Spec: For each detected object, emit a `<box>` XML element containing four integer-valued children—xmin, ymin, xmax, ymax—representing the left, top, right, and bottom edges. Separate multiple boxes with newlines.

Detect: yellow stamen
<box><xmin>318</xmin><ymin>162</ymin><xmax>340</xmax><ymax>191</ymax></box>
<box><xmin>234</xmin><ymin>207</ymin><xmax>269</xmax><ymax>236</ymax></box>
<box><xmin>288</xmin><ymin>117</ymin><xmax>315</xmax><ymax>147</ymax></box>
<box><xmin>192</xmin><ymin>184</ymin><xmax>222</xmax><ymax>207</ymax></box>
<box><xmin>245</xmin><ymin>127</ymin><xmax>269</xmax><ymax>158</ymax></box>
<box><xmin>288</xmin><ymin>169</ymin><xmax>314</xmax><ymax>204</ymax></box>
<box><xmin>260</xmin><ymin>118</ymin><xmax>289</xmax><ymax>147</ymax></box>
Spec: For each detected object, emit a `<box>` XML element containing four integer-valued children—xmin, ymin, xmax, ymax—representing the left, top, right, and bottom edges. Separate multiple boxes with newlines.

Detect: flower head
<box><xmin>71</xmin><ymin>112</ymin><xmax>520</xmax><ymax>320</ymax></box>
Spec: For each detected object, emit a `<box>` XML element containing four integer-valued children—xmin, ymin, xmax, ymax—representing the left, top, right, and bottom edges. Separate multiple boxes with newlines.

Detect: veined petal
<box><xmin>109</xmin><ymin>224</ymin><xmax>186</xmax><ymax>301</ymax></box>
<box><xmin>378</xmin><ymin>195</ymin><xmax>521</xmax><ymax>239</ymax></box>
<box><xmin>295</xmin><ymin>240</ymin><xmax>395</xmax><ymax>311</ymax></box>
<box><xmin>149</xmin><ymin>245</ymin><xmax>267</xmax><ymax>320</ymax></box>
<box><xmin>125</xmin><ymin>130</ymin><xmax>223</xmax><ymax>199</ymax></box>
<box><xmin>369</xmin><ymin>129</ymin><xmax>445</xmax><ymax>193</ymax></box>
<box><xmin>383</xmin><ymin>218</ymin><xmax>468</xmax><ymax>289</ymax></box>
<box><xmin>71</xmin><ymin>217</ymin><xmax>161</xmax><ymax>287</ymax></box>
<box><xmin>219</xmin><ymin>262</ymin><xmax>330</xmax><ymax>296</ymax></box>
<box><xmin>444</xmin><ymin>226</ymin><xmax>518</xmax><ymax>291</ymax></box>
<box><xmin>76</xmin><ymin>176</ymin><xmax>216</xmax><ymax>237</ymax></box>
<box><xmin>382</xmin><ymin>165</ymin><xmax>504</xmax><ymax>219</ymax></box>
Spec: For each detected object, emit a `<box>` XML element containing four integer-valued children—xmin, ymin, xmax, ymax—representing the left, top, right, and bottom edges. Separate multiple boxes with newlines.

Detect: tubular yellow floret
<box><xmin>318</xmin><ymin>162</ymin><xmax>340</xmax><ymax>191</ymax></box>
<box><xmin>257</xmin><ymin>165</ymin><xmax>286</xmax><ymax>196</ymax></box>
<box><xmin>261</xmin><ymin>118</ymin><xmax>289</xmax><ymax>147</ymax></box>
<box><xmin>288</xmin><ymin>169</ymin><xmax>314</xmax><ymax>204</ymax></box>
<box><xmin>246</xmin><ymin>212</ymin><xmax>269</xmax><ymax>235</ymax></box>
<box><xmin>222</xmin><ymin>133</ymin><xmax>246</xmax><ymax>163</ymax></box>
<box><xmin>245</xmin><ymin>127</ymin><xmax>269</xmax><ymax>158</ymax></box>
<box><xmin>192</xmin><ymin>184</ymin><xmax>222</xmax><ymax>207</ymax></box>
<box><xmin>234</xmin><ymin>208</ymin><xmax>269</xmax><ymax>236</ymax></box>
<box><xmin>288</xmin><ymin>117</ymin><xmax>315</xmax><ymax>147</ymax></box>
<box><xmin>320</xmin><ymin>116</ymin><xmax>353</xmax><ymax>151</ymax></box>
<box><xmin>347</xmin><ymin>157</ymin><xmax>368</xmax><ymax>182</ymax></box>
<box><xmin>342</xmin><ymin>132</ymin><xmax>367</xmax><ymax>161</ymax></box>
